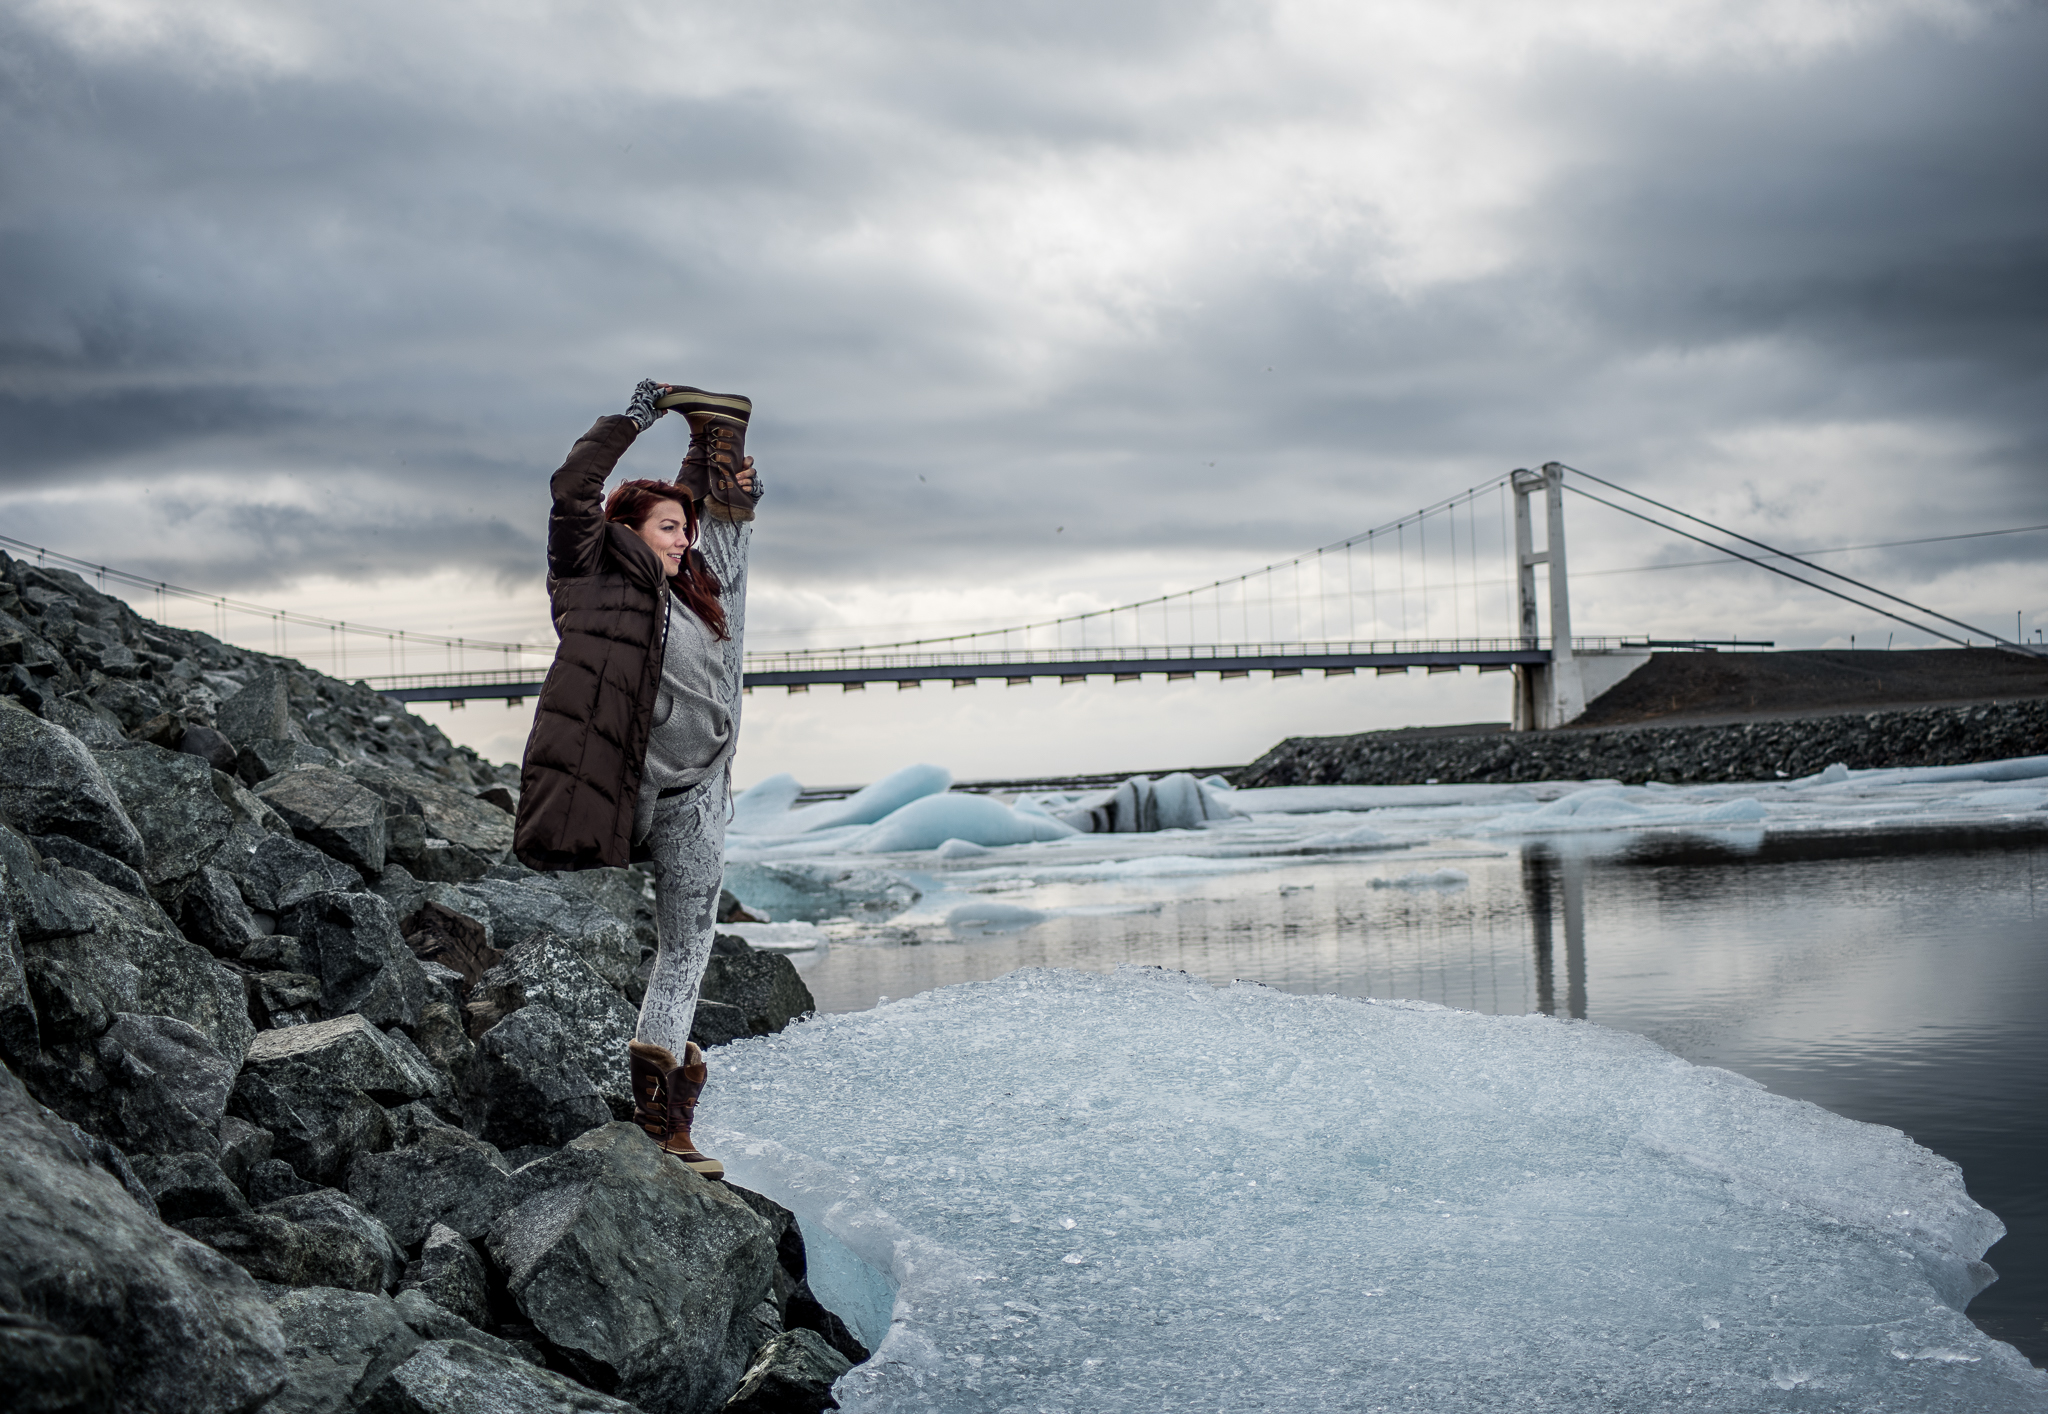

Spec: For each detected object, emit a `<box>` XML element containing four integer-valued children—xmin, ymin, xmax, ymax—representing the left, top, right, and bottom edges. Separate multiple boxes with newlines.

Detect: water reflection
<box><xmin>1521</xmin><ymin>846</ymin><xmax>1586</xmax><ymax>1019</ymax></box>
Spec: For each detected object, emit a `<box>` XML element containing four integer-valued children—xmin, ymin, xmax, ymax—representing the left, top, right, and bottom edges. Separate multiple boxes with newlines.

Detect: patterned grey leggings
<box><xmin>634</xmin><ymin>517</ymin><xmax>750</xmax><ymax>1055</ymax></box>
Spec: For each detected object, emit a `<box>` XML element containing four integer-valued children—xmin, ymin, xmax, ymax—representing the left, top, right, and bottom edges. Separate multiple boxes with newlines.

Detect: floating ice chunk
<box><xmin>1957</xmin><ymin>787</ymin><xmax>2048</xmax><ymax>810</ymax></box>
<box><xmin>1295</xmin><ymin>823</ymin><xmax>1397</xmax><ymax>852</ymax></box>
<box><xmin>705</xmin><ymin>967</ymin><xmax>2044</xmax><ymax>1412</ymax></box>
<box><xmin>1844</xmin><ymin>755</ymin><xmax>2048</xmax><ymax>786</ymax></box>
<box><xmin>1022</xmin><ymin>854</ymin><xmax>1277</xmax><ymax>881</ymax></box>
<box><xmin>1371</xmin><ymin>867</ymin><xmax>1470</xmax><ymax>889</ymax></box>
<box><xmin>761</xmin><ymin>763</ymin><xmax>954</xmax><ymax>835</ymax></box>
<box><xmin>1054</xmin><ymin>772</ymin><xmax>1240</xmax><ymax>832</ymax></box>
<box><xmin>723</xmin><ymin>861</ymin><xmax>921</xmax><ymax>921</ymax></box>
<box><xmin>945</xmin><ymin>900</ymin><xmax>1048</xmax><ymax>935</ymax></box>
<box><xmin>850</xmin><ymin>792</ymin><xmax>1077</xmax><ymax>853</ymax></box>
<box><xmin>1479</xmin><ymin>787</ymin><xmax>1765</xmax><ymax>833</ymax></box>
<box><xmin>1818</xmin><ymin>761</ymin><xmax>1852</xmax><ymax>784</ymax></box>
<box><xmin>731</xmin><ymin>771</ymin><xmax>805</xmax><ymax>831</ymax></box>
<box><xmin>933</xmin><ymin>838</ymin><xmax>993</xmax><ymax>859</ymax></box>
<box><xmin>717</xmin><ymin>921</ymin><xmax>828</xmax><ymax>952</ymax></box>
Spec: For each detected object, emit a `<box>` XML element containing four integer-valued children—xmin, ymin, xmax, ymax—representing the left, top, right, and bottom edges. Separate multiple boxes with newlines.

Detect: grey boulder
<box><xmin>128</xmin><ymin>1150</ymin><xmax>251</xmax><ymax>1224</ymax></box>
<box><xmin>486</xmin><ymin>1123</ymin><xmax>779</xmax><ymax>1414</ymax></box>
<box><xmin>474</xmin><ymin>930</ymin><xmax>637</xmax><ymax>1117</ymax></box>
<box><xmin>90</xmin><ymin>743</ymin><xmax>237</xmax><ymax>889</ymax></box>
<box><xmin>229</xmin><ymin>831</ymin><xmax>363</xmax><ymax>912</ymax></box>
<box><xmin>177</xmin><ymin>865</ymin><xmax>266</xmax><ymax>957</ymax></box>
<box><xmin>180</xmin><ymin>1189</ymin><xmax>403</xmax><ymax>1294</ymax></box>
<box><xmin>453</xmin><ymin>877</ymin><xmax>640</xmax><ymax>995</ymax></box>
<box><xmin>0</xmin><ymin>703</ymin><xmax>146</xmax><ymax>869</ymax></box>
<box><xmin>256</xmin><ymin>767</ymin><xmax>390</xmax><ymax>876</ymax></box>
<box><xmin>722</xmin><ymin>1329</ymin><xmax>852</xmax><ymax>1414</ymax></box>
<box><xmin>699</xmin><ymin>947</ymin><xmax>815</xmax><ymax>1040</ymax></box>
<box><xmin>215</xmin><ymin>665</ymin><xmax>290</xmax><ymax>745</ymax></box>
<box><xmin>0</xmin><ymin>1309</ymin><xmax>117</xmax><ymax>1414</ymax></box>
<box><xmin>396</xmin><ymin>1224</ymin><xmax>492</xmax><ymax>1331</ymax></box>
<box><xmin>459</xmin><ymin>1005</ymin><xmax>611</xmax><ymax>1151</ymax></box>
<box><xmin>0</xmin><ymin>1062</ymin><xmax>286</xmax><ymax>1414</ymax></box>
<box><xmin>279</xmin><ymin>890</ymin><xmax>431</xmax><ymax>1029</ymax></box>
<box><xmin>348</xmin><ymin>1104</ymin><xmax>513</xmax><ymax>1248</ymax></box>
<box><xmin>266</xmin><ymin>1285</ymin><xmax>423</xmax><ymax>1414</ymax></box>
<box><xmin>363</xmin><ymin>1338</ymin><xmax>644</xmax><ymax>1414</ymax></box>
<box><xmin>229</xmin><ymin>1014</ymin><xmax>434</xmax><ymax>1183</ymax></box>
<box><xmin>31</xmin><ymin>832</ymin><xmax>149</xmax><ymax>897</ymax></box>
<box><xmin>82</xmin><ymin>1013</ymin><xmax>237</xmax><ymax>1157</ymax></box>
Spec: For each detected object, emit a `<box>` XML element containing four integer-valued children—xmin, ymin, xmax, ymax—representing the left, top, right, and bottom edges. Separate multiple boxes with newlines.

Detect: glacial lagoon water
<box><xmin>718</xmin><ymin>765</ymin><xmax>2048</xmax><ymax>1385</ymax></box>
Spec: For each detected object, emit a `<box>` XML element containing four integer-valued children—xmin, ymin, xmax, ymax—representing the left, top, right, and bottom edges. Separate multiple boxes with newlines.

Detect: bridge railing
<box><xmin>742</xmin><ymin>635</ymin><xmax>1632</xmax><ymax>673</ymax></box>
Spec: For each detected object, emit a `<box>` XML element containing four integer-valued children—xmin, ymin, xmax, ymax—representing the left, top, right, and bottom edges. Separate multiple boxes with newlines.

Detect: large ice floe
<box><xmin>705</xmin><ymin>966</ymin><xmax>2046</xmax><ymax>1411</ymax></box>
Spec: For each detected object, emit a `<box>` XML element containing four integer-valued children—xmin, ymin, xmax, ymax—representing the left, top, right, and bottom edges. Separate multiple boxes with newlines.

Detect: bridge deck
<box><xmin>367</xmin><ymin>638</ymin><xmax>1644</xmax><ymax>702</ymax></box>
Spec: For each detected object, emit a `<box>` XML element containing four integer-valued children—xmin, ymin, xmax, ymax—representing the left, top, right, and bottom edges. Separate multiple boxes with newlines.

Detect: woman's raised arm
<box><xmin>544</xmin><ymin>382</ymin><xmax>670</xmax><ymax>581</ymax></box>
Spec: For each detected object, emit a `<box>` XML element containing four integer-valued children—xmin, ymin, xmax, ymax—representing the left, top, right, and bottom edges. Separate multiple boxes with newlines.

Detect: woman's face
<box><xmin>631</xmin><ymin>499</ymin><xmax>692</xmax><ymax>576</ymax></box>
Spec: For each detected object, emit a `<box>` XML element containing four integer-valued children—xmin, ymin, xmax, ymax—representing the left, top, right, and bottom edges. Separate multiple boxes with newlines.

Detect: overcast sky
<box><xmin>4</xmin><ymin>0</ymin><xmax>2044</xmax><ymax>781</ymax></box>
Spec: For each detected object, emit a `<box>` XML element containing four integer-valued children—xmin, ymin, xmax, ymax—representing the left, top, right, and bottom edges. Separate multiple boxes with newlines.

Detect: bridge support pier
<box><xmin>1512</xmin><ymin>462</ymin><xmax>1624</xmax><ymax>730</ymax></box>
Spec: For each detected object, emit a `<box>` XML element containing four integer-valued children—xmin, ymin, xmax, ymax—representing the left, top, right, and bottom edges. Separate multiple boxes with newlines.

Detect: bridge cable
<box><xmin>1559</xmin><ymin>466</ymin><xmax>2026</xmax><ymax>652</ymax></box>
<box><xmin>1562</xmin><ymin>484</ymin><xmax>1980</xmax><ymax>650</ymax></box>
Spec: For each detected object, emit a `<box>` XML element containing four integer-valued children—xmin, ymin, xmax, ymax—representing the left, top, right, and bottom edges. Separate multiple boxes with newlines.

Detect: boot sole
<box><xmin>655</xmin><ymin>387</ymin><xmax>752</xmax><ymax>422</ymax></box>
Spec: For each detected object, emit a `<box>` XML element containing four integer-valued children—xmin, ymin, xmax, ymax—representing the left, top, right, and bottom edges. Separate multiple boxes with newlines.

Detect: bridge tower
<box><xmin>1511</xmin><ymin>462</ymin><xmax>1650</xmax><ymax>730</ymax></box>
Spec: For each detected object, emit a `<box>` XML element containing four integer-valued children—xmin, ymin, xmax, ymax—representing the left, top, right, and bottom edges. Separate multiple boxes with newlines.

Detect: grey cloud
<box><xmin>2</xmin><ymin>0</ymin><xmax>2043</xmax><ymax>630</ymax></box>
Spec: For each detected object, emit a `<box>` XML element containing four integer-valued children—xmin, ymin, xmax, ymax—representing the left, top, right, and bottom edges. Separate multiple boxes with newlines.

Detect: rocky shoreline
<box><xmin>1235</xmin><ymin>697</ymin><xmax>2048</xmax><ymax>788</ymax></box>
<box><xmin>0</xmin><ymin>552</ymin><xmax>858</xmax><ymax>1414</ymax></box>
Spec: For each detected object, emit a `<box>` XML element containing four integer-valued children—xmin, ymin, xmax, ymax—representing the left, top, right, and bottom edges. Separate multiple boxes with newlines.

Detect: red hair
<box><xmin>604</xmin><ymin>479</ymin><xmax>730</xmax><ymax>640</ymax></box>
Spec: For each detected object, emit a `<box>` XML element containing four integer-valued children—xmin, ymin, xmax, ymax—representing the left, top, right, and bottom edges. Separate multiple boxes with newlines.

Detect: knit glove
<box><xmin>624</xmin><ymin>380</ymin><xmax>667</xmax><ymax>432</ymax></box>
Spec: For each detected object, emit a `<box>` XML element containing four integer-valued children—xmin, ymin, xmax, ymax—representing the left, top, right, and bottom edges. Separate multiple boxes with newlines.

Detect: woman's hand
<box><xmin>736</xmin><ymin>456</ymin><xmax>758</xmax><ymax>496</ymax></box>
<box><xmin>624</xmin><ymin>380</ymin><xmax>675</xmax><ymax>432</ymax></box>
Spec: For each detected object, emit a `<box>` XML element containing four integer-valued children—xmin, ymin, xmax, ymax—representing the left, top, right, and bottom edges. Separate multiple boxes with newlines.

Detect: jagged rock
<box><xmin>19</xmin><ymin>868</ymin><xmax>254</xmax><ymax>1066</ymax></box>
<box><xmin>0</xmin><ymin>1062</ymin><xmax>287</xmax><ymax>1414</ymax></box>
<box><xmin>242</xmin><ymin>933</ymin><xmax>306</xmax><ymax>970</ymax></box>
<box><xmin>230</xmin><ymin>832</ymin><xmax>362</xmax><ymax>912</ymax></box>
<box><xmin>180</xmin><ymin>1204</ymin><xmax>395</xmax><ymax>1295</ymax></box>
<box><xmin>0</xmin><ymin>824</ymin><xmax>95</xmax><ymax>942</ymax></box>
<box><xmin>217</xmin><ymin>1114</ymin><xmax>273</xmax><ymax>1189</ymax></box>
<box><xmin>473</xmin><ymin>932</ymin><xmax>636</xmax><ymax>1117</ymax></box>
<box><xmin>397</xmin><ymin>1224</ymin><xmax>492</xmax><ymax>1330</ymax></box>
<box><xmin>0</xmin><ymin>702</ymin><xmax>146</xmax><ymax>869</ymax></box>
<box><xmin>22</xmin><ymin>955</ymin><xmax>112</xmax><ymax>1046</ymax></box>
<box><xmin>247</xmin><ymin>1158</ymin><xmax>322</xmax><ymax>1205</ymax></box>
<box><xmin>76</xmin><ymin>1013</ymin><xmax>237</xmax><ymax>1157</ymax></box>
<box><xmin>90</xmin><ymin>744</ymin><xmax>236</xmax><ymax>889</ymax></box>
<box><xmin>129</xmin><ymin>1151</ymin><xmax>250</xmax><ymax>1224</ymax></box>
<box><xmin>486</xmin><ymin>1124</ymin><xmax>780</xmax><ymax>1414</ymax></box>
<box><xmin>0</xmin><ymin>877</ymin><xmax>38</xmax><ymax>1067</ymax></box>
<box><xmin>230</xmin><ymin>1014</ymin><xmax>433</xmax><ymax>1183</ymax></box>
<box><xmin>412</xmin><ymin>1000</ymin><xmax>476</xmax><ymax>1088</ymax></box>
<box><xmin>266</xmin><ymin>1286</ymin><xmax>422</xmax><ymax>1414</ymax></box>
<box><xmin>784</xmin><ymin>1283</ymin><xmax>869</xmax><ymax>1369</ymax></box>
<box><xmin>391</xmin><ymin>1290</ymin><xmax>538</xmax><ymax>1366</ymax></box>
<box><xmin>46</xmin><ymin>693</ymin><xmax>132</xmax><ymax>749</ymax></box>
<box><xmin>476</xmin><ymin>785</ymin><xmax>517</xmax><ymax>815</ymax></box>
<box><xmin>350</xmin><ymin>766</ymin><xmax>515</xmax><ymax>878</ymax></box>
<box><xmin>31</xmin><ymin>833</ymin><xmax>149</xmax><ymax>897</ymax></box>
<box><xmin>689</xmin><ymin>999</ymin><xmax>751</xmax><ymax>1052</ymax></box>
<box><xmin>250</xmin><ymin>971</ymin><xmax>324</xmax><ymax>1028</ymax></box>
<box><xmin>699</xmin><ymin>948</ymin><xmax>815</xmax><ymax>1039</ymax></box>
<box><xmin>236</xmin><ymin>737</ymin><xmax>337</xmax><ymax>786</ymax></box>
<box><xmin>362</xmin><ymin>1337</ymin><xmax>645</xmax><ymax>1414</ymax></box>
<box><xmin>280</xmin><ymin>890</ymin><xmax>431</xmax><ymax>1029</ymax></box>
<box><xmin>176</xmin><ymin>724</ymin><xmax>239</xmax><ymax>774</ymax></box>
<box><xmin>721</xmin><ymin>1329</ymin><xmax>852</xmax><ymax>1414</ymax></box>
<box><xmin>87</xmin><ymin>677</ymin><xmax>166</xmax><ymax>732</ymax></box>
<box><xmin>216</xmin><ymin>665</ymin><xmax>290</xmax><ymax>745</ymax></box>
<box><xmin>348</xmin><ymin>1104</ymin><xmax>512</xmax><ymax>1248</ymax></box>
<box><xmin>257</xmin><ymin>768</ymin><xmax>389</xmax><ymax>876</ymax></box>
<box><xmin>453</xmin><ymin>877</ymin><xmax>641</xmax><ymax>995</ymax></box>
<box><xmin>459</xmin><ymin>1006</ymin><xmax>611</xmax><ymax>1151</ymax></box>
<box><xmin>177</xmin><ymin>865</ymin><xmax>266</xmax><ymax>956</ymax></box>
<box><xmin>0</xmin><ymin>1310</ymin><xmax>117</xmax><ymax>1414</ymax></box>
<box><xmin>717</xmin><ymin>888</ymin><xmax>765</xmax><ymax>924</ymax></box>
<box><xmin>267</xmin><ymin>1188</ymin><xmax>407</xmax><ymax>1290</ymax></box>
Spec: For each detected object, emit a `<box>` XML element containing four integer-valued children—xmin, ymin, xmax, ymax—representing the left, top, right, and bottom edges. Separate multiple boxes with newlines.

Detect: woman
<box><xmin>513</xmin><ymin>378</ymin><xmax>761</xmax><ymax>1178</ymax></box>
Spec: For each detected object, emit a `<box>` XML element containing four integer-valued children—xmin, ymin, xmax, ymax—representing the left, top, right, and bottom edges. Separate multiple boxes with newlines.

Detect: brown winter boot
<box><xmin>659</xmin><ymin>385</ymin><xmax>757</xmax><ymax>523</ymax></box>
<box><xmin>626</xmin><ymin>1039</ymin><xmax>725</xmax><ymax>1179</ymax></box>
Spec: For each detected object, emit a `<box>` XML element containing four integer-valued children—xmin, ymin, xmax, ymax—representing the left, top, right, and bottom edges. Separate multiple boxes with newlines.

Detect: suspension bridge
<box><xmin>5</xmin><ymin>464</ymin><xmax>2031</xmax><ymax>731</ymax></box>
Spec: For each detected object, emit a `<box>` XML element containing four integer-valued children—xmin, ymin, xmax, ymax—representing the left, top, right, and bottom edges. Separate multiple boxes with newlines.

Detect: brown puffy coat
<box><xmin>513</xmin><ymin>415</ymin><xmax>671</xmax><ymax>871</ymax></box>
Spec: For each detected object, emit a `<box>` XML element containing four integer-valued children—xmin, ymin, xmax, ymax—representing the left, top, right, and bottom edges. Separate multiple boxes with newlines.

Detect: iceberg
<box><xmin>722</xmin><ymin>861</ymin><xmax>921</xmax><ymax>921</ymax></box>
<box><xmin>1478</xmin><ymin>786</ymin><xmax>1767</xmax><ymax>833</ymax></box>
<box><xmin>744</xmin><ymin>763</ymin><xmax>954</xmax><ymax>835</ymax></box>
<box><xmin>849</xmin><ymin>792</ymin><xmax>1078</xmax><ymax>853</ymax></box>
<box><xmin>706</xmin><ymin>967</ymin><xmax>2045</xmax><ymax>1412</ymax></box>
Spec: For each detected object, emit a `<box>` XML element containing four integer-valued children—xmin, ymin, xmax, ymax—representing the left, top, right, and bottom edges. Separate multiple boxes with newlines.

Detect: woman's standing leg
<box><xmin>629</xmin><ymin>519</ymin><xmax>752</xmax><ymax>1174</ymax></box>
